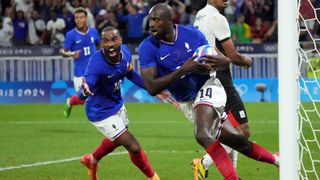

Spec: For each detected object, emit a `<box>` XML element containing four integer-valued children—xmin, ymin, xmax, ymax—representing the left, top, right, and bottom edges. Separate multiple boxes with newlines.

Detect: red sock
<box><xmin>247</xmin><ymin>142</ymin><xmax>275</xmax><ymax>164</ymax></box>
<box><xmin>129</xmin><ymin>149</ymin><xmax>155</xmax><ymax>178</ymax></box>
<box><xmin>206</xmin><ymin>140</ymin><xmax>239</xmax><ymax>180</ymax></box>
<box><xmin>69</xmin><ymin>95</ymin><xmax>85</xmax><ymax>106</ymax></box>
<box><xmin>92</xmin><ymin>138</ymin><xmax>118</xmax><ymax>161</ymax></box>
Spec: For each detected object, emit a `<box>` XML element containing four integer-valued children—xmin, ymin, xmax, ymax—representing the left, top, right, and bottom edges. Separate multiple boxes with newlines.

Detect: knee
<box><xmin>238</xmin><ymin>124</ymin><xmax>250</xmax><ymax>138</ymax></box>
<box><xmin>125</xmin><ymin>142</ymin><xmax>141</xmax><ymax>155</ymax></box>
<box><xmin>234</xmin><ymin>135</ymin><xmax>251</xmax><ymax>154</ymax></box>
<box><xmin>195</xmin><ymin>131</ymin><xmax>214</xmax><ymax>148</ymax></box>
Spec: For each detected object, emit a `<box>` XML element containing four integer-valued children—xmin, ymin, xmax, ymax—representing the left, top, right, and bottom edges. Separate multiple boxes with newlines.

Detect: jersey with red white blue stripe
<box><xmin>84</xmin><ymin>45</ymin><xmax>135</xmax><ymax>122</ymax></box>
<box><xmin>64</xmin><ymin>27</ymin><xmax>100</xmax><ymax>77</ymax></box>
<box><xmin>139</xmin><ymin>25</ymin><xmax>210</xmax><ymax>102</ymax></box>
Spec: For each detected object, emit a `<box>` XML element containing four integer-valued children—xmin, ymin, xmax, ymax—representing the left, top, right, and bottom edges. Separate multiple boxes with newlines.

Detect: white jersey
<box><xmin>193</xmin><ymin>4</ymin><xmax>231</xmax><ymax>47</ymax></box>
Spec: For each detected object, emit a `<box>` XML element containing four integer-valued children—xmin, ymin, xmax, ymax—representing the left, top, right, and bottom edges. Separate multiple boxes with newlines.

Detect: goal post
<box><xmin>278</xmin><ymin>0</ymin><xmax>299</xmax><ymax>179</ymax></box>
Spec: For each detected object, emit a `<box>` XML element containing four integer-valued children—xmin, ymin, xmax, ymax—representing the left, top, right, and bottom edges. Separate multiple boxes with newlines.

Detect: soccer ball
<box><xmin>193</xmin><ymin>45</ymin><xmax>217</xmax><ymax>64</ymax></box>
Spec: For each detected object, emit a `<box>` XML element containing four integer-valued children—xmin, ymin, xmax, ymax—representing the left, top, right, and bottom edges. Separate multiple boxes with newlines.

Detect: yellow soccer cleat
<box><xmin>192</xmin><ymin>158</ymin><xmax>208</xmax><ymax>180</ymax></box>
<box><xmin>148</xmin><ymin>173</ymin><xmax>160</xmax><ymax>180</ymax></box>
<box><xmin>81</xmin><ymin>154</ymin><xmax>98</xmax><ymax>180</ymax></box>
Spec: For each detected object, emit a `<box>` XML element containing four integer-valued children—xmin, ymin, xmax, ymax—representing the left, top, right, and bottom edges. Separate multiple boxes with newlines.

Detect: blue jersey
<box><xmin>139</xmin><ymin>25</ymin><xmax>210</xmax><ymax>102</ymax></box>
<box><xmin>64</xmin><ymin>27</ymin><xmax>100</xmax><ymax>77</ymax></box>
<box><xmin>84</xmin><ymin>45</ymin><xmax>135</xmax><ymax>122</ymax></box>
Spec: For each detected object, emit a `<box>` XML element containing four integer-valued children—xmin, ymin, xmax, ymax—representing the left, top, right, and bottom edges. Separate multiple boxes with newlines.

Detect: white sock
<box><xmin>230</xmin><ymin>150</ymin><xmax>238</xmax><ymax>169</ymax></box>
<box><xmin>202</xmin><ymin>154</ymin><xmax>213</xmax><ymax>170</ymax></box>
<box><xmin>273</xmin><ymin>153</ymin><xmax>280</xmax><ymax>167</ymax></box>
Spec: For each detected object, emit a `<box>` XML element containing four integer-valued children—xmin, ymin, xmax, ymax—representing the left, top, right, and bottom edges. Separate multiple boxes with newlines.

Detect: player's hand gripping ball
<box><xmin>193</xmin><ymin>45</ymin><xmax>217</xmax><ymax>64</ymax></box>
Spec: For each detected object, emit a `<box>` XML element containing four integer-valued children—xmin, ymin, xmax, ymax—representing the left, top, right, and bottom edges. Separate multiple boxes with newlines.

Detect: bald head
<box><xmin>149</xmin><ymin>3</ymin><xmax>174</xmax><ymax>20</ymax></box>
<box><xmin>101</xmin><ymin>26</ymin><xmax>120</xmax><ymax>37</ymax></box>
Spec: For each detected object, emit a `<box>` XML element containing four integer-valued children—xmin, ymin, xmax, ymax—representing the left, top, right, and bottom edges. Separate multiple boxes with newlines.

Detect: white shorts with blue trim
<box><xmin>91</xmin><ymin>105</ymin><xmax>129</xmax><ymax>141</ymax></box>
<box><xmin>179</xmin><ymin>77</ymin><xmax>227</xmax><ymax>123</ymax></box>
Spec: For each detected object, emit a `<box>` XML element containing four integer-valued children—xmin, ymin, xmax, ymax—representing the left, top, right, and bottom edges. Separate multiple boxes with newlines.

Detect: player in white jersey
<box><xmin>193</xmin><ymin>0</ymin><xmax>278</xmax><ymax>179</ymax></box>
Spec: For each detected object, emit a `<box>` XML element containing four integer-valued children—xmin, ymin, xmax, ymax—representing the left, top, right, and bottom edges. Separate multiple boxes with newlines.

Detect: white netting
<box><xmin>298</xmin><ymin>0</ymin><xmax>320</xmax><ymax>179</ymax></box>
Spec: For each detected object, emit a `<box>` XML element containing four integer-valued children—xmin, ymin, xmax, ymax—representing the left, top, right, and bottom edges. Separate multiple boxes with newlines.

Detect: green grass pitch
<box><xmin>0</xmin><ymin>103</ymin><xmax>283</xmax><ymax>179</ymax></box>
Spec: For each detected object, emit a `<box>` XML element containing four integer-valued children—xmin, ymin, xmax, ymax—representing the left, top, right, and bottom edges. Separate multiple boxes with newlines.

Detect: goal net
<box><xmin>298</xmin><ymin>0</ymin><xmax>320</xmax><ymax>179</ymax></box>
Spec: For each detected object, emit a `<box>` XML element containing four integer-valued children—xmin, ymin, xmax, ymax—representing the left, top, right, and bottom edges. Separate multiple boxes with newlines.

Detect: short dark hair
<box><xmin>74</xmin><ymin>7</ymin><xmax>87</xmax><ymax>16</ymax></box>
<box><xmin>102</xmin><ymin>26</ymin><xmax>120</xmax><ymax>36</ymax></box>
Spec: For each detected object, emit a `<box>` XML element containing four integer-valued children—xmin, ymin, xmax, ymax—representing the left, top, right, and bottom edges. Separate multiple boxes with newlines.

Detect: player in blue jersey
<box><xmin>80</xmin><ymin>26</ymin><xmax>167</xmax><ymax>180</ymax></box>
<box><xmin>139</xmin><ymin>3</ymin><xmax>279</xmax><ymax>180</ymax></box>
<box><xmin>61</xmin><ymin>7</ymin><xmax>100</xmax><ymax>118</ymax></box>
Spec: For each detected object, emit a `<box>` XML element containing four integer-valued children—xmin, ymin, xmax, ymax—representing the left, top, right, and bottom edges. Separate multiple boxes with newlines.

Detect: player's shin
<box><xmin>246</xmin><ymin>142</ymin><xmax>278</xmax><ymax>167</ymax></box>
<box><xmin>206</xmin><ymin>140</ymin><xmax>239</xmax><ymax>180</ymax></box>
<box><xmin>92</xmin><ymin>138</ymin><xmax>118</xmax><ymax>162</ymax></box>
<box><xmin>129</xmin><ymin>148</ymin><xmax>155</xmax><ymax>178</ymax></box>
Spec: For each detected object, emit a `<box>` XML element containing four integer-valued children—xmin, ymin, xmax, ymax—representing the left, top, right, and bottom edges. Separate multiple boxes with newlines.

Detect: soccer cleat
<box><xmin>63</xmin><ymin>98</ymin><xmax>72</xmax><ymax>118</ymax></box>
<box><xmin>148</xmin><ymin>173</ymin><xmax>160</xmax><ymax>180</ymax></box>
<box><xmin>81</xmin><ymin>154</ymin><xmax>98</xmax><ymax>180</ymax></box>
<box><xmin>192</xmin><ymin>158</ymin><xmax>208</xmax><ymax>180</ymax></box>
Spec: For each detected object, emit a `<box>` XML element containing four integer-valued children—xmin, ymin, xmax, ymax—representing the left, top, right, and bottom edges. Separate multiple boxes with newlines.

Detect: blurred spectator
<box><xmin>14</xmin><ymin>0</ymin><xmax>34</xmax><ymax>19</ymax></box>
<box><xmin>81</xmin><ymin>0</ymin><xmax>95</xmax><ymax>27</ymax></box>
<box><xmin>28</xmin><ymin>10</ymin><xmax>46</xmax><ymax>45</ymax></box>
<box><xmin>253</xmin><ymin>0</ymin><xmax>274</xmax><ymax>28</ymax></box>
<box><xmin>117</xmin><ymin>3</ymin><xmax>147</xmax><ymax>44</ymax></box>
<box><xmin>37</xmin><ymin>0</ymin><xmax>53</xmax><ymax>22</ymax></box>
<box><xmin>96</xmin><ymin>9</ymin><xmax>118</xmax><ymax>33</ymax></box>
<box><xmin>251</xmin><ymin>17</ymin><xmax>268</xmax><ymax>44</ymax></box>
<box><xmin>231</xmin><ymin>13</ymin><xmax>251</xmax><ymax>44</ymax></box>
<box><xmin>60</xmin><ymin>6</ymin><xmax>75</xmax><ymax>34</ymax></box>
<box><xmin>13</xmin><ymin>10</ymin><xmax>28</xmax><ymax>45</ymax></box>
<box><xmin>46</xmin><ymin>10</ymin><xmax>66</xmax><ymax>46</ymax></box>
<box><xmin>265</xmin><ymin>20</ymin><xmax>277</xmax><ymax>42</ymax></box>
<box><xmin>0</xmin><ymin>17</ymin><xmax>14</xmax><ymax>47</ymax></box>
<box><xmin>170</xmin><ymin>0</ymin><xmax>186</xmax><ymax>24</ymax></box>
<box><xmin>223</xmin><ymin>0</ymin><xmax>236</xmax><ymax>23</ymax></box>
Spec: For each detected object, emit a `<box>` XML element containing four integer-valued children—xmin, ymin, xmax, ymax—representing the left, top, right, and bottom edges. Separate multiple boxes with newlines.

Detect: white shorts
<box><xmin>73</xmin><ymin>76</ymin><xmax>82</xmax><ymax>92</ymax></box>
<box><xmin>91</xmin><ymin>105</ymin><xmax>129</xmax><ymax>141</ymax></box>
<box><xmin>179</xmin><ymin>77</ymin><xmax>227</xmax><ymax>123</ymax></box>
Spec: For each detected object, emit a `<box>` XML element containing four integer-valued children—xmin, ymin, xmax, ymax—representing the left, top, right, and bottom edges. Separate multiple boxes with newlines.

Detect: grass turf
<box><xmin>0</xmin><ymin>102</ymin><xmax>293</xmax><ymax>179</ymax></box>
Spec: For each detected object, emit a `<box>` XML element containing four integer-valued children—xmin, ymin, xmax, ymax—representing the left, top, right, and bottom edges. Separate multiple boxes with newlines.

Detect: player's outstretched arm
<box><xmin>60</xmin><ymin>48</ymin><xmax>81</xmax><ymax>58</ymax></box>
<box><xmin>221</xmin><ymin>39</ymin><xmax>252</xmax><ymax>68</ymax></box>
<box><xmin>156</xmin><ymin>90</ymin><xmax>180</xmax><ymax>109</ymax></box>
<box><xmin>81</xmin><ymin>77</ymin><xmax>94</xmax><ymax>96</ymax></box>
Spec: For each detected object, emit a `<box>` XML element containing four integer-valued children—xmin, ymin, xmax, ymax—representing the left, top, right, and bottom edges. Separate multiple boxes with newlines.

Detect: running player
<box><xmin>61</xmin><ymin>7</ymin><xmax>100</xmax><ymax>117</ymax></box>
<box><xmin>139</xmin><ymin>3</ymin><xmax>279</xmax><ymax>180</ymax></box>
<box><xmin>80</xmin><ymin>26</ymin><xmax>161</xmax><ymax>180</ymax></box>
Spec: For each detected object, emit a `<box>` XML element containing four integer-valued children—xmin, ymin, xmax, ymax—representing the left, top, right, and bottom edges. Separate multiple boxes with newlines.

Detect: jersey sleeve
<box><xmin>63</xmin><ymin>31</ymin><xmax>73</xmax><ymax>50</ymax></box>
<box><xmin>138</xmin><ymin>41</ymin><xmax>157</xmax><ymax>68</ymax></box>
<box><xmin>210</xmin><ymin>15</ymin><xmax>231</xmax><ymax>42</ymax></box>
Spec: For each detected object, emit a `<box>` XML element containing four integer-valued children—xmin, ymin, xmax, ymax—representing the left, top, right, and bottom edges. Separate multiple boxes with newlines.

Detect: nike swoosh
<box><xmin>107</xmin><ymin>74</ymin><xmax>114</xmax><ymax>78</ymax></box>
<box><xmin>160</xmin><ymin>54</ymin><xmax>170</xmax><ymax>60</ymax></box>
<box><xmin>76</xmin><ymin>40</ymin><xmax>81</xmax><ymax>44</ymax></box>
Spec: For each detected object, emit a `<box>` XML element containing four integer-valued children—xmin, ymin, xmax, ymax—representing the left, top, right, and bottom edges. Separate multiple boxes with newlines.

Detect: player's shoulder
<box><xmin>139</xmin><ymin>35</ymin><xmax>159</xmax><ymax>50</ymax></box>
<box><xmin>178</xmin><ymin>24</ymin><xmax>202</xmax><ymax>37</ymax></box>
<box><xmin>88</xmin><ymin>27</ymin><xmax>99</xmax><ymax>34</ymax></box>
<box><xmin>65</xmin><ymin>28</ymin><xmax>77</xmax><ymax>37</ymax></box>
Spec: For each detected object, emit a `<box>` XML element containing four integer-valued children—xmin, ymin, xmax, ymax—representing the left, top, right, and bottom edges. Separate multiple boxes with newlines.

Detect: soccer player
<box><xmin>61</xmin><ymin>7</ymin><xmax>100</xmax><ymax>118</ymax></box>
<box><xmin>192</xmin><ymin>0</ymin><xmax>277</xmax><ymax>177</ymax></box>
<box><xmin>80</xmin><ymin>26</ymin><xmax>163</xmax><ymax>180</ymax></box>
<box><xmin>139</xmin><ymin>3</ymin><xmax>279</xmax><ymax>180</ymax></box>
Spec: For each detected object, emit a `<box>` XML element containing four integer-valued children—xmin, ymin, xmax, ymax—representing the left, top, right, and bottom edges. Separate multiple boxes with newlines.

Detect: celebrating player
<box><xmin>61</xmin><ymin>7</ymin><xmax>100</xmax><ymax>118</ymax></box>
<box><xmin>80</xmin><ymin>26</ymin><xmax>176</xmax><ymax>180</ymax></box>
<box><xmin>139</xmin><ymin>3</ymin><xmax>279</xmax><ymax>180</ymax></box>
